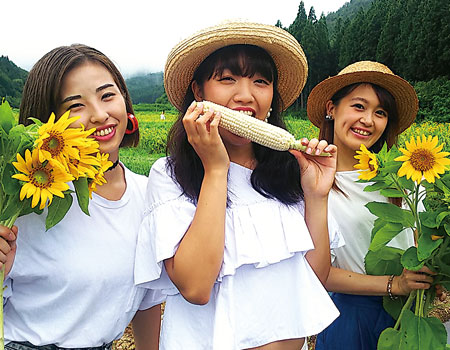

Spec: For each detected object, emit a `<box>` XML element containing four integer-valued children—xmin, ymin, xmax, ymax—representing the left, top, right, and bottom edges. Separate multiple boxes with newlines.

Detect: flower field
<box><xmin>120</xmin><ymin>112</ymin><xmax>450</xmax><ymax>176</ymax></box>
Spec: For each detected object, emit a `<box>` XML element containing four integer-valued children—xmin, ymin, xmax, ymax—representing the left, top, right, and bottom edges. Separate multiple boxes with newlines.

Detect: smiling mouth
<box><xmin>352</xmin><ymin>128</ymin><xmax>370</xmax><ymax>136</ymax></box>
<box><xmin>93</xmin><ymin>127</ymin><xmax>114</xmax><ymax>137</ymax></box>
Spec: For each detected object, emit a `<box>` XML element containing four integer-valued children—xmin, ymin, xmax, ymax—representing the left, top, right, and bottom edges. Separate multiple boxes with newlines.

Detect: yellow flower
<box><xmin>67</xmin><ymin>138</ymin><xmax>102</xmax><ymax>179</ymax></box>
<box><xmin>12</xmin><ymin>148</ymin><xmax>74</xmax><ymax>209</ymax></box>
<box><xmin>35</xmin><ymin>111</ymin><xmax>94</xmax><ymax>171</ymax></box>
<box><xmin>354</xmin><ymin>144</ymin><xmax>379</xmax><ymax>180</ymax></box>
<box><xmin>88</xmin><ymin>153</ymin><xmax>113</xmax><ymax>197</ymax></box>
<box><xmin>395</xmin><ymin>135</ymin><xmax>450</xmax><ymax>184</ymax></box>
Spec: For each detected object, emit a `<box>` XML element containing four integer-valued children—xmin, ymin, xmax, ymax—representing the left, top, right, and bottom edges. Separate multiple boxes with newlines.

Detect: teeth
<box><xmin>94</xmin><ymin>127</ymin><xmax>113</xmax><ymax>137</ymax></box>
<box><xmin>237</xmin><ymin>110</ymin><xmax>254</xmax><ymax>117</ymax></box>
<box><xmin>353</xmin><ymin>129</ymin><xmax>370</xmax><ymax>136</ymax></box>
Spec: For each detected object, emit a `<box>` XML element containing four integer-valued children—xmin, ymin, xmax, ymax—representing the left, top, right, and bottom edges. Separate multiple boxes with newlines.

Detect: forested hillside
<box><xmin>0</xmin><ymin>56</ymin><xmax>28</xmax><ymax>107</ymax></box>
<box><xmin>125</xmin><ymin>72</ymin><xmax>164</xmax><ymax>104</ymax></box>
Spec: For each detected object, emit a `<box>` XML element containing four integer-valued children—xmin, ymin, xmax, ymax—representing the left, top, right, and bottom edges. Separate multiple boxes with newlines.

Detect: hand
<box><xmin>393</xmin><ymin>266</ymin><xmax>435</xmax><ymax>295</ymax></box>
<box><xmin>0</xmin><ymin>224</ymin><xmax>18</xmax><ymax>277</ymax></box>
<box><xmin>183</xmin><ymin>101</ymin><xmax>229</xmax><ymax>173</ymax></box>
<box><xmin>289</xmin><ymin>138</ymin><xmax>337</xmax><ymax>199</ymax></box>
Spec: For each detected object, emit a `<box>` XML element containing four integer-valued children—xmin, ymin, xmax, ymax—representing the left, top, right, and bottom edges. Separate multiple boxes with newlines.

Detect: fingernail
<box><xmin>315</xmin><ymin>149</ymin><xmax>322</xmax><ymax>155</ymax></box>
<box><xmin>191</xmin><ymin>101</ymin><xmax>197</xmax><ymax>108</ymax></box>
<box><xmin>306</xmin><ymin>147</ymin><xmax>312</xmax><ymax>154</ymax></box>
<box><xmin>197</xmin><ymin>102</ymin><xmax>203</xmax><ymax>109</ymax></box>
<box><xmin>324</xmin><ymin>146</ymin><xmax>331</xmax><ymax>152</ymax></box>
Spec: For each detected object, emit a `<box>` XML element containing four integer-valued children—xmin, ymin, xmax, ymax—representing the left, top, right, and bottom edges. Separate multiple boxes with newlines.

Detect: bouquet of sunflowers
<box><xmin>355</xmin><ymin>135</ymin><xmax>450</xmax><ymax>349</ymax></box>
<box><xmin>0</xmin><ymin>99</ymin><xmax>111</xmax><ymax>348</ymax></box>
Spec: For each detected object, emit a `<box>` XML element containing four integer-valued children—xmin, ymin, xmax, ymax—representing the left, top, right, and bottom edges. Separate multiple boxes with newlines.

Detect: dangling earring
<box><xmin>125</xmin><ymin>113</ymin><xmax>139</xmax><ymax>134</ymax></box>
<box><xmin>264</xmin><ymin>108</ymin><xmax>273</xmax><ymax>123</ymax></box>
<box><xmin>325</xmin><ymin>114</ymin><xmax>333</xmax><ymax>121</ymax></box>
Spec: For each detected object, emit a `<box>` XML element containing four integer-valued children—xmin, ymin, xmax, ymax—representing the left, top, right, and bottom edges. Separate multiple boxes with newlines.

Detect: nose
<box><xmin>233</xmin><ymin>79</ymin><xmax>255</xmax><ymax>104</ymax></box>
<box><xmin>89</xmin><ymin>103</ymin><xmax>109</xmax><ymax>124</ymax></box>
<box><xmin>360</xmin><ymin>112</ymin><xmax>374</xmax><ymax>126</ymax></box>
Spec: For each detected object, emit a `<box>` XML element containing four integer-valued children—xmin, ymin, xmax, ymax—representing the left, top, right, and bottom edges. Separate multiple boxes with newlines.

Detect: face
<box><xmin>57</xmin><ymin>62</ymin><xmax>127</xmax><ymax>160</ymax></box>
<box><xmin>193</xmin><ymin>68</ymin><xmax>273</xmax><ymax>147</ymax></box>
<box><xmin>329</xmin><ymin>84</ymin><xmax>388</xmax><ymax>162</ymax></box>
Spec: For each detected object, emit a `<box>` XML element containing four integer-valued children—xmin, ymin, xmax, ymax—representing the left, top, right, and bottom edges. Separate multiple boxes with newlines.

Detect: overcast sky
<box><xmin>2</xmin><ymin>0</ymin><xmax>348</xmax><ymax>77</ymax></box>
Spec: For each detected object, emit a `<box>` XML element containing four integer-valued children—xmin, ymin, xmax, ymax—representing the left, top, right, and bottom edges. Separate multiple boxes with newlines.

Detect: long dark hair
<box><xmin>319</xmin><ymin>82</ymin><xmax>399</xmax><ymax>153</ymax></box>
<box><xmin>166</xmin><ymin>44</ymin><xmax>303</xmax><ymax>205</ymax></box>
<box><xmin>19</xmin><ymin>44</ymin><xmax>139</xmax><ymax>147</ymax></box>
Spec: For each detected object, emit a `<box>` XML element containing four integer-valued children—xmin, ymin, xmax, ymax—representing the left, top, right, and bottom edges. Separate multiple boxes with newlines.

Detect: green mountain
<box><xmin>0</xmin><ymin>56</ymin><xmax>28</xmax><ymax>108</ymax></box>
<box><xmin>125</xmin><ymin>72</ymin><xmax>164</xmax><ymax>104</ymax></box>
<box><xmin>326</xmin><ymin>0</ymin><xmax>374</xmax><ymax>32</ymax></box>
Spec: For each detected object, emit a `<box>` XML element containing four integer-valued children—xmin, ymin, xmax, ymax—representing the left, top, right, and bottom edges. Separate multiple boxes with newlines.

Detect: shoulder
<box><xmin>123</xmin><ymin>164</ymin><xmax>148</xmax><ymax>191</ymax></box>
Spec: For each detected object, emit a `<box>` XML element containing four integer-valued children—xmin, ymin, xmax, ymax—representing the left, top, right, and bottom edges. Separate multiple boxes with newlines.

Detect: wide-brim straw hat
<box><xmin>307</xmin><ymin>61</ymin><xmax>418</xmax><ymax>133</ymax></box>
<box><xmin>164</xmin><ymin>21</ymin><xmax>308</xmax><ymax>112</ymax></box>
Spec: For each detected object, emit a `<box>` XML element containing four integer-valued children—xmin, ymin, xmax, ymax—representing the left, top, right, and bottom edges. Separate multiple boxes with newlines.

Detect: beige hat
<box><xmin>307</xmin><ymin>61</ymin><xmax>418</xmax><ymax>133</ymax></box>
<box><xmin>164</xmin><ymin>21</ymin><xmax>308</xmax><ymax>112</ymax></box>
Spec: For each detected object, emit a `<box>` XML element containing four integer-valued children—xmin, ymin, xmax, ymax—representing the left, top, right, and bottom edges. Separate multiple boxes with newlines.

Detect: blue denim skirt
<box><xmin>315</xmin><ymin>293</ymin><xmax>395</xmax><ymax>350</ymax></box>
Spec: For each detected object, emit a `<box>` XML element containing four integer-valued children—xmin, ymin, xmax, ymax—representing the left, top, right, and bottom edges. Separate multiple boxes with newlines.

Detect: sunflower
<box><xmin>34</xmin><ymin>111</ymin><xmax>94</xmax><ymax>171</ymax></box>
<box><xmin>67</xmin><ymin>138</ymin><xmax>102</xmax><ymax>179</ymax></box>
<box><xmin>354</xmin><ymin>144</ymin><xmax>379</xmax><ymax>180</ymax></box>
<box><xmin>395</xmin><ymin>135</ymin><xmax>450</xmax><ymax>183</ymax></box>
<box><xmin>88</xmin><ymin>153</ymin><xmax>113</xmax><ymax>197</ymax></box>
<box><xmin>12</xmin><ymin>148</ymin><xmax>74</xmax><ymax>209</ymax></box>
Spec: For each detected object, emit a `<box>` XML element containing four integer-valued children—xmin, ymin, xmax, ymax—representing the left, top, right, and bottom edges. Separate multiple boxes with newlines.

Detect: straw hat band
<box><xmin>164</xmin><ymin>22</ymin><xmax>308</xmax><ymax>112</ymax></box>
<box><xmin>307</xmin><ymin>61</ymin><xmax>418</xmax><ymax>133</ymax></box>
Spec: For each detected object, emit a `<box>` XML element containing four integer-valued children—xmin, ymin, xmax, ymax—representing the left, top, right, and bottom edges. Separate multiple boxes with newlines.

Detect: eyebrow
<box><xmin>60</xmin><ymin>83</ymin><xmax>116</xmax><ymax>104</ymax></box>
<box><xmin>350</xmin><ymin>97</ymin><xmax>369</xmax><ymax>103</ymax></box>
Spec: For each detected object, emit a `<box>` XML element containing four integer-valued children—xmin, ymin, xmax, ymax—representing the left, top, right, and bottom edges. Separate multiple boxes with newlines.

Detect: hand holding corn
<box><xmin>202</xmin><ymin>101</ymin><xmax>331</xmax><ymax>156</ymax></box>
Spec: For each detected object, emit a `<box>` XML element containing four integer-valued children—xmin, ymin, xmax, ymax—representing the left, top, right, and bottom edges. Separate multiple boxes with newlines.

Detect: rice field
<box><xmin>120</xmin><ymin>111</ymin><xmax>450</xmax><ymax>176</ymax></box>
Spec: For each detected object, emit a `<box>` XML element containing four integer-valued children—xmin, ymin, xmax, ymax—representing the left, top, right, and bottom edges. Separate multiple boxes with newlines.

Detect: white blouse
<box><xmin>329</xmin><ymin>170</ymin><xmax>415</xmax><ymax>274</ymax></box>
<box><xmin>135</xmin><ymin>158</ymin><xmax>341</xmax><ymax>349</ymax></box>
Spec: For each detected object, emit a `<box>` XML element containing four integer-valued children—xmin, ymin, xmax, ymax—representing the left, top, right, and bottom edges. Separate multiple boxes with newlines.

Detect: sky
<box><xmin>1</xmin><ymin>0</ymin><xmax>349</xmax><ymax>77</ymax></box>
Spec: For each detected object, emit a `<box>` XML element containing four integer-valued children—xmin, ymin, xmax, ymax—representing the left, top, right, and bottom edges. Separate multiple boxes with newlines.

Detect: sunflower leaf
<box><xmin>401</xmin><ymin>246</ymin><xmax>425</xmax><ymax>270</ymax></box>
<box><xmin>369</xmin><ymin>221</ymin><xmax>404</xmax><ymax>251</ymax></box>
<box><xmin>365</xmin><ymin>246</ymin><xmax>404</xmax><ymax>275</ymax></box>
<box><xmin>1</xmin><ymin>163</ymin><xmax>20</xmax><ymax>195</ymax></box>
<box><xmin>46</xmin><ymin>194</ymin><xmax>73</xmax><ymax>231</ymax></box>
<box><xmin>366</xmin><ymin>201</ymin><xmax>416</xmax><ymax>227</ymax></box>
<box><xmin>0</xmin><ymin>99</ymin><xmax>15</xmax><ymax>134</ymax></box>
<box><xmin>73</xmin><ymin>177</ymin><xmax>90</xmax><ymax>216</ymax></box>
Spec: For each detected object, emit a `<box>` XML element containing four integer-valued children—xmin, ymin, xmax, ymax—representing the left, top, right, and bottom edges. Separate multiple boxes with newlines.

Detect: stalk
<box><xmin>394</xmin><ymin>290</ymin><xmax>417</xmax><ymax>330</ymax></box>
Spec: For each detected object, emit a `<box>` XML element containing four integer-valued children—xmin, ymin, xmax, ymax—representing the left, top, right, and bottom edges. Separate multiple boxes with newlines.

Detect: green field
<box><xmin>121</xmin><ymin>111</ymin><xmax>450</xmax><ymax>176</ymax></box>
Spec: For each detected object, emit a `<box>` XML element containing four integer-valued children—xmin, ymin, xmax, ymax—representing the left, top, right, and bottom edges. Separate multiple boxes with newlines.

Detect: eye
<box><xmin>254</xmin><ymin>78</ymin><xmax>270</xmax><ymax>85</ymax></box>
<box><xmin>376</xmin><ymin>109</ymin><xmax>388</xmax><ymax>117</ymax></box>
<box><xmin>218</xmin><ymin>76</ymin><xmax>235</xmax><ymax>82</ymax></box>
<box><xmin>102</xmin><ymin>92</ymin><xmax>115</xmax><ymax>100</ymax></box>
<box><xmin>67</xmin><ymin>103</ymin><xmax>83</xmax><ymax>111</ymax></box>
<box><xmin>352</xmin><ymin>103</ymin><xmax>364</xmax><ymax>110</ymax></box>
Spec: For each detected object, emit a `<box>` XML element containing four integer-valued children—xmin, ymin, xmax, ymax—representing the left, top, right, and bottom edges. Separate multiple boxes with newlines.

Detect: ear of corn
<box><xmin>202</xmin><ymin>100</ymin><xmax>331</xmax><ymax>156</ymax></box>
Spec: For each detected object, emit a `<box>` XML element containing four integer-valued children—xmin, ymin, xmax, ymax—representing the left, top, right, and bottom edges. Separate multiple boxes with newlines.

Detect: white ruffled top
<box><xmin>135</xmin><ymin>157</ymin><xmax>341</xmax><ymax>349</ymax></box>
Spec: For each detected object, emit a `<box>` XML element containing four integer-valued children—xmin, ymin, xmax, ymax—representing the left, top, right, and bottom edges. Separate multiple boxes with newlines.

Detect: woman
<box><xmin>307</xmin><ymin>61</ymin><xmax>435</xmax><ymax>350</ymax></box>
<box><xmin>135</xmin><ymin>21</ymin><xmax>341</xmax><ymax>350</ymax></box>
<box><xmin>0</xmin><ymin>44</ymin><xmax>163</xmax><ymax>349</ymax></box>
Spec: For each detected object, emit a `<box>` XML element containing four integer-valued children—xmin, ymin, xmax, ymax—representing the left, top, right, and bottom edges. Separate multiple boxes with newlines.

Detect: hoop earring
<box><xmin>125</xmin><ymin>113</ymin><xmax>139</xmax><ymax>134</ymax></box>
<box><xmin>264</xmin><ymin>108</ymin><xmax>273</xmax><ymax>123</ymax></box>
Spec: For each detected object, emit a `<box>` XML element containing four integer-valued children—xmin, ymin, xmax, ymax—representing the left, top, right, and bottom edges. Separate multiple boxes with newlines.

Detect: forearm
<box><xmin>325</xmin><ymin>266</ymin><xmax>391</xmax><ymax>295</ymax></box>
<box><xmin>165</xmin><ymin>169</ymin><xmax>228</xmax><ymax>304</ymax></box>
<box><xmin>304</xmin><ymin>195</ymin><xmax>331</xmax><ymax>284</ymax></box>
<box><xmin>132</xmin><ymin>305</ymin><xmax>162</xmax><ymax>350</ymax></box>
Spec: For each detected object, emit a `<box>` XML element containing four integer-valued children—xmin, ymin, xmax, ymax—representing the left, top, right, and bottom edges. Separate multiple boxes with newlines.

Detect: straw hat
<box><xmin>307</xmin><ymin>61</ymin><xmax>418</xmax><ymax>133</ymax></box>
<box><xmin>164</xmin><ymin>21</ymin><xmax>308</xmax><ymax>112</ymax></box>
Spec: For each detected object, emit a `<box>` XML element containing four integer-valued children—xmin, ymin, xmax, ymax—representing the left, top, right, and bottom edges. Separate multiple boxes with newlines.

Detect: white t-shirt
<box><xmin>135</xmin><ymin>158</ymin><xmax>341</xmax><ymax>350</ymax></box>
<box><xmin>4</xmin><ymin>164</ymin><xmax>165</xmax><ymax>347</ymax></box>
<box><xmin>329</xmin><ymin>170</ymin><xmax>415</xmax><ymax>274</ymax></box>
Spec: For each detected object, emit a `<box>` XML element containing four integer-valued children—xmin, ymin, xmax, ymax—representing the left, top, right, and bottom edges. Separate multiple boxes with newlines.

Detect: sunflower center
<box><xmin>42</xmin><ymin>131</ymin><xmax>65</xmax><ymax>156</ymax></box>
<box><xmin>31</xmin><ymin>167</ymin><xmax>54</xmax><ymax>189</ymax></box>
<box><xmin>410</xmin><ymin>149</ymin><xmax>435</xmax><ymax>171</ymax></box>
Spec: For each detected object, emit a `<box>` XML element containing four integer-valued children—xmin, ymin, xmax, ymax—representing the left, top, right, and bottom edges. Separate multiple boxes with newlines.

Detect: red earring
<box><xmin>125</xmin><ymin>113</ymin><xmax>138</xmax><ymax>134</ymax></box>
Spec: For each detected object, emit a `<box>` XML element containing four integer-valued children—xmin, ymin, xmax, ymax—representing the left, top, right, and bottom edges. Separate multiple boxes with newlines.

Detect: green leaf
<box><xmin>434</xmin><ymin>253</ymin><xmax>450</xmax><ymax>278</ymax></box>
<box><xmin>73</xmin><ymin>177</ymin><xmax>90</xmax><ymax>216</ymax></box>
<box><xmin>383</xmin><ymin>295</ymin><xmax>408</xmax><ymax>320</ymax></box>
<box><xmin>377</xmin><ymin>328</ymin><xmax>401</xmax><ymax>350</ymax></box>
<box><xmin>366</xmin><ymin>201</ymin><xmax>415</xmax><ymax>227</ymax></box>
<box><xmin>363</xmin><ymin>181</ymin><xmax>390</xmax><ymax>192</ymax></box>
<box><xmin>397</xmin><ymin>175</ymin><xmax>415</xmax><ymax>192</ymax></box>
<box><xmin>46</xmin><ymin>194</ymin><xmax>73</xmax><ymax>230</ymax></box>
<box><xmin>401</xmin><ymin>246</ymin><xmax>425</xmax><ymax>270</ymax></box>
<box><xmin>420</xmin><ymin>211</ymin><xmax>440</xmax><ymax>228</ymax></box>
<box><xmin>398</xmin><ymin>309</ymin><xmax>447</xmax><ymax>350</ymax></box>
<box><xmin>380</xmin><ymin>188</ymin><xmax>407</xmax><ymax>198</ymax></box>
<box><xmin>369</xmin><ymin>222</ymin><xmax>404</xmax><ymax>251</ymax></box>
<box><xmin>417</xmin><ymin>226</ymin><xmax>443</xmax><ymax>261</ymax></box>
<box><xmin>445</xmin><ymin>223</ymin><xmax>450</xmax><ymax>236</ymax></box>
<box><xmin>0</xmin><ymin>99</ymin><xmax>15</xmax><ymax>133</ymax></box>
<box><xmin>26</xmin><ymin>117</ymin><xmax>43</xmax><ymax>127</ymax></box>
<box><xmin>365</xmin><ymin>246</ymin><xmax>404</xmax><ymax>276</ymax></box>
<box><xmin>436</xmin><ymin>211</ymin><xmax>450</xmax><ymax>227</ymax></box>
<box><xmin>1</xmin><ymin>163</ymin><xmax>20</xmax><ymax>195</ymax></box>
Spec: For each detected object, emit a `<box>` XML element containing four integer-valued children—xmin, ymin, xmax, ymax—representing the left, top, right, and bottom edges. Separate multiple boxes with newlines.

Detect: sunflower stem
<box><xmin>394</xmin><ymin>290</ymin><xmax>417</xmax><ymax>330</ymax></box>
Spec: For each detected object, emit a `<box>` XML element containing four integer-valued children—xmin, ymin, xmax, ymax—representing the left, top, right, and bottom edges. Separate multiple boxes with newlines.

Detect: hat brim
<box><xmin>164</xmin><ymin>22</ymin><xmax>308</xmax><ymax>112</ymax></box>
<box><xmin>307</xmin><ymin>70</ymin><xmax>418</xmax><ymax>133</ymax></box>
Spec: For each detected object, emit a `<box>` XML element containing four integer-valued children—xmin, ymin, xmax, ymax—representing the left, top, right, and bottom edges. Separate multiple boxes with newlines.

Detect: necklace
<box><xmin>106</xmin><ymin>159</ymin><xmax>120</xmax><ymax>172</ymax></box>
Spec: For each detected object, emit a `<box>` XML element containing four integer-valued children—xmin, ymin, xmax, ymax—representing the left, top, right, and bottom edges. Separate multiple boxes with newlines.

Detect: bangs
<box><xmin>194</xmin><ymin>44</ymin><xmax>276</xmax><ymax>84</ymax></box>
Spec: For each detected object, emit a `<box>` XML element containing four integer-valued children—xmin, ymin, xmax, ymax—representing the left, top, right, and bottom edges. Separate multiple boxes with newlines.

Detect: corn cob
<box><xmin>202</xmin><ymin>100</ymin><xmax>331</xmax><ymax>156</ymax></box>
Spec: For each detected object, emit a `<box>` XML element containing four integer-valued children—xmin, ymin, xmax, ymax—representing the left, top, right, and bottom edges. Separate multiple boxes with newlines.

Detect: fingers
<box><xmin>300</xmin><ymin>138</ymin><xmax>336</xmax><ymax>156</ymax></box>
